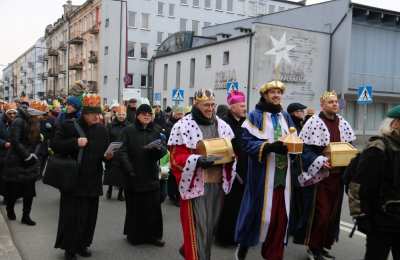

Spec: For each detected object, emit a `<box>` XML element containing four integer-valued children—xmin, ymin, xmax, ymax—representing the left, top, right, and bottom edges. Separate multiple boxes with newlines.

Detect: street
<box><xmin>1</xmin><ymin>182</ymin><xmax>371</xmax><ymax>260</ymax></box>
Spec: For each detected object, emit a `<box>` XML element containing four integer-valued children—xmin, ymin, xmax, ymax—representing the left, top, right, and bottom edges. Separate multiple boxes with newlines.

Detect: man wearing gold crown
<box><xmin>168</xmin><ymin>89</ymin><xmax>236</xmax><ymax>260</ymax></box>
<box><xmin>235</xmin><ymin>80</ymin><xmax>294</xmax><ymax>260</ymax></box>
<box><xmin>293</xmin><ymin>91</ymin><xmax>355</xmax><ymax>260</ymax></box>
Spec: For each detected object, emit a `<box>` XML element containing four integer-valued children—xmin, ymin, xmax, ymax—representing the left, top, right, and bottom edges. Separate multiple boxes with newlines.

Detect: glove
<box><xmin>355</xmin><ymin>215</ymin><xmax>372</xmax><ymax>235</ymax></box>
<box><xmin>263</xmin><ymin>141</ymin><xmax>288</xmax><ymax>155</ymax></box>
<box><xmin>196</xmin><ymin>156</ymin><xmax>216</xmax><ymax>169</ymax></box>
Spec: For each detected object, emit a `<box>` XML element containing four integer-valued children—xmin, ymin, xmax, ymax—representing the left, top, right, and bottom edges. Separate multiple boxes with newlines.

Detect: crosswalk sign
<box><xmin>226</xmin><ymin>81</ymin><xmax>239</xmax><ymax>95</ymax></box>
<box><xmin>172</xmin><ymin>89</ymin><xmax>184</xmax><ymax>102</ymax></box>
<box><xmin>357</xmin><ymin>85</ymin><xmax>373</xmax><ymax>104</ymax></box>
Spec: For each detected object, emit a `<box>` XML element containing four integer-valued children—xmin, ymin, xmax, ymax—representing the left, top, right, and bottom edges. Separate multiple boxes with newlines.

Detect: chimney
<box><xmin>63</xmin><ymin>0</ymin><xmax>73</xmax><ymax>15</ymax></box>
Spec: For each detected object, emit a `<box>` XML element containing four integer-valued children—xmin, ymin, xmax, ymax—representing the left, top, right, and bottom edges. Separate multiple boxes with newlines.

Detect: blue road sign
<box><xmin>226</xmin><ymin>81</ymin><xmax>239</xmax><ymax>95</ymax></box>
<box><xmin>154</xmin><ymin>92</ymin><xmax>161</xmax><ymax>102</ymax></box>
<box><xmin>357</xmin><ymin>85</ymin><xmax>373</xmax><ymax>104</ymax></box>
<box><xmin>172</xmin><ymin>89</ymin><xmax>184</xmax><ymax>102</ymax></box>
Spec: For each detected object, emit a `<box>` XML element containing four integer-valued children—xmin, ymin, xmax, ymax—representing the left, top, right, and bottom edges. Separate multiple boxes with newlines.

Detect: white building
<box><xmin>100</xmin><ymin>0</ymin><xmax>303</xmax><ymax>103</ymax></box>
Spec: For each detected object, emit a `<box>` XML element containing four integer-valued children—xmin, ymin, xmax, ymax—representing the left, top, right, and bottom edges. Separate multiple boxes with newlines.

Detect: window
<box><xmin>268</xmin><ymin>5</ymin><xmax>275</xmax><ymax>13</ymax></box>
<box><xmin>204</xmin><ymin>0</ymin><xmax>211</xmax><ymax>9</ymax></box>
<box><xmin>105</xmin><ymin>18</ymin><xmax>110</xmax><ymax>28</ymax></box>
<box><xmin>223</xmin><ymin>51</ymin><xmax>229</xmax><ymax>65</ymax></box>
<box><xmin>104</xmin><ymin>46</ymin><xmax>109</xmax><ymax>55</ymax></box>
<box><xmin>169</xmin><ymin>3</ymin><xmax>175</xmax><ymax>17</ymax></box>
<box><xmin>141</xmin><ymin>75</ymin><xmax>147</xmax><ymax>88</ymax></box>
<box><xmin>157</xmin><ymin>32</ymin><xmax>164</xmax><ymax>44</ymax></box>
<box><xmin>141</xmin><ymin>13</ymin><xmax>149</xmax><ymax>29</ymax></box>
<box><xmin>205</xmin><ymin>55</ymin><xmax>211</xmax><ymax>68</ymax></box>
<box><xmin>189</xmin><ymin>58</ymin><xmax>195</xmax><ymax>88</ymax></box>
<box><xmin>128</xmin><ymin>11</ymin><xmax>136</xmax><ymax>27</ymax></box>
<box><xmin>204</xmin><ymin>21</ymin><xmax>211</xmax><ymax>27</ymax></box>
<box><xmin>216</xmin><ymin>0</ymin><xmax>222</xmax><ymax>10</ymax></box>
<box><xmin>180</xmin><ymin>18</ymin><xmax>187</xmax><ymax>31</ymax></box>
<box><xmin>227</xmin><ymin>0</ymin><xmax>233</xmax><ymax>12</ymax></box>
<box><xmin>128</xmin><ymin>42</ymin><xmax>135</xmax><ymax>57</ymax></box>
<box><xmin>176</xmin><ymin>61</ymin><xmax>181</xmax><ymax>88</ymax></box>
<box><xmin>140</xmin><ymin>43</ymin><xmax>148</xmax><ymax>58</ymax></box>
<box><xmin>192</xmin><ymin>20</ymin><xmax>199</xmax><ymax>35</ymax></box>
<box><xmin>157</xmin><ymin>2</ymin><xmax>164</xmax><ymax>16</ymax></box>
<box><xmin>193</xmin><ymin>0</ymin><xmax>199</xmax><ymax>7</ymax></box>
<box><xmin>278</xmin><ymin>6</ymin><xmax>285</xmax><ymax>11</ymax></box>
<box><xmin>181</xmin><ymin>0</ymin><xmax>188</xmax><ymax>5</ymax></box>
<box><xmin>103</xmin><ymin>75</ymin><xmax>108</xmax><ymax>84</ymax></box>
<box><xmin>163</xmin><ymin>64</ymin><xmax>168</xmax><ymax>90</ymax></box>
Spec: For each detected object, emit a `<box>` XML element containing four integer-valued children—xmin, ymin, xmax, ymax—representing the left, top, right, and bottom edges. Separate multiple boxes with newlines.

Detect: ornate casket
<box><xmin>283</xmin><ymin>127</ymin><xmax>303</xmax><ymax>154</ymax></box>
<box><xmin>196</xmin><ymin>138</ymin><xmax>235</xmax><ymax>165</ymax></box>
<box><xmin>323</xmin><ymin>142</ymin><xmax>358</xmax><ymax>167</ymax></box>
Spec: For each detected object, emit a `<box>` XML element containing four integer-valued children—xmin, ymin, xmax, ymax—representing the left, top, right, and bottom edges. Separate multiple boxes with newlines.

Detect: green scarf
<box><xmin>274</xmin><ymin>122</ymin><xmax>288</xmax><ymax>188</ymax></box>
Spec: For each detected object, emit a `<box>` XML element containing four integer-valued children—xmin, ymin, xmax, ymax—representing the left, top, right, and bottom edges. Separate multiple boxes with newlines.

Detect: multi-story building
<box><xmin>1</xmin><ymin>38</ymin><xmax>47</xmax><ymax>100</ymax></box>
<box><xmin>100</xmin><ymin>0</ymin><xmax>303</xmax><ymax>102</ymax></box>
<box><xmin>68</xmin><ymin>0</ymin><xmax>102</xmax><ymax>95</ymax></box>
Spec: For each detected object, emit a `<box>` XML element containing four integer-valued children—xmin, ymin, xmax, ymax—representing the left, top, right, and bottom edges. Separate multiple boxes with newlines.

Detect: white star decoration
<box><xmin>264</xmin><ymin>32</ymin><xmax>296</xmax><ymax>68</ymax></box>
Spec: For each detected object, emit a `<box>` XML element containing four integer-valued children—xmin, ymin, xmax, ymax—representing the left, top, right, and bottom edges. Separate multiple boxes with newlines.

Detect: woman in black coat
<box><xmin>120</xmin><ymin>104</ymin><xmax>167</xmax><ymax>247</ymax></box>
<box><xmin>2</xmin><ymin>107</ymin><xmax>45</xmax><ymax>225</ymax></box>
<box><xmin>51</xmin><ymin>101</ymin><xmax>110</xmax><ymax>260</ymax></box>
<box><xmin>104</xmin><ymin>105</ymin><xmax>129</xmax><ymax>201</ymax></box>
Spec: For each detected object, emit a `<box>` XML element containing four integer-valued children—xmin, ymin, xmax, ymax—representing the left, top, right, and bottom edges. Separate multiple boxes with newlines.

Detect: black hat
<box><xmin>136</xmin><ymin>104</ymin><xmax>153</xmax><ymax>115</ymax></box>
<box><xmin>287</xmin><ymin>103</ymin><xmax>307</xmax><ymax>114</ymax></box>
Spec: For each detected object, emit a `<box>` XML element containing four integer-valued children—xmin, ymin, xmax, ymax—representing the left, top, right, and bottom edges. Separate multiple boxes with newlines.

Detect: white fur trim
<box><xmin>298</xmin><ymin>155</ymin><xmax>329</xmax><ymax>187</ymax></box>
<box><xmin>179</xmin><ymin>154</ymin><xmax>204</xmax><ymax>200</ymax></box>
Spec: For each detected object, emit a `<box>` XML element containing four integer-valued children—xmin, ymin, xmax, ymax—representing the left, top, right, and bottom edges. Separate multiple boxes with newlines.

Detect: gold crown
<box><xmin>320</xmin><ymin>91</ymin><xmax>337</xmax><ymax>103</ymax></box>
<box><xmin>194</xmin><ymin>89</ymin><xmax>215</xmax><ymax>103</ymax></box>
<box><xmin>5</xmin><ymin>102</ymin><xmax>17</xmax><ymax>112</ymax></box>
<box><xmin>30</xmin><ymin>100</ymin><xmax>48</xmax><ymax>112</ymax></box>
<box><xmin>259</xmin><ymin>80</ymin><xmax>286</xmax><ymax>94</ymax></box>
<box><xmin>82</xmin><ymin>94</ymin><xmax>101</xmax><ymax>108</ymax></box>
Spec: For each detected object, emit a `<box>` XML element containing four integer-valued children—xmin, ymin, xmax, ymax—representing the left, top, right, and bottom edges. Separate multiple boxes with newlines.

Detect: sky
<box><xmin>0</xmin><ymin>0</ymin><xmax>399</xmax><ymax>71</ymax></box>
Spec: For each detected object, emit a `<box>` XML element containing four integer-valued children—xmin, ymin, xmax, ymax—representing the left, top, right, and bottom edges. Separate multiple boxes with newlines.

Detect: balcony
<box><xmin>89</xmin><ymin>25</ymin><xmax>100</xmax><ymax>35</ymax></box>
<box><xmin>87</xmin><ymin>81</ymin><xmax>98</xmax><ymax>93</ymax></box>
<box><xmin>88</xmin><ymin>51</ymin><xmax>98</xmax><ymax>64</ymax></box>
<box><xmin>58</xmin><ymin>64</ymin><xmax>66</xmax><ymax>74</ymax></box>
<box><xmin>69</xmin><ymin>36</ymin><xmax>84</xmax><ymax>45</ymax></box>
<box><xmin>48</xmin><ymin>68</ymin><xmax>58</xmax><ymax>78</ymax></box>
<box><xmin>48</xmin><ymin>48</ymin><xmax>59</xmax><ymax>56</ymax></box>
<box><xmin>69</xmin><ymin>59</ymin><xmax>83</xmax><ymax>70</ymax></box>
<box><xmin>44</xmin><ymin>55</ymin><xmax>49</xmax><ymax>61</ymax></box>
<box><xmin>58</xmin><ymin>42</ymin><xmax>67</xmax><ymax>51</ymax></box>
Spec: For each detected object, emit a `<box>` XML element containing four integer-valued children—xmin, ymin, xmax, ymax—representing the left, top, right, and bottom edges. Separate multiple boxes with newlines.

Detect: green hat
<box><xmin>387</xmin><ymin>105</ymin><xmax>400</xmax><ymax>119</ymax></box>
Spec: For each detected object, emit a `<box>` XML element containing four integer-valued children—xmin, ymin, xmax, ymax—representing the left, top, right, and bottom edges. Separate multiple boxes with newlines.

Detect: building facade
<box><xmin>152</xmin><ymin>0</ymin><xmax>400</xmax><ymax>135</ymax></box>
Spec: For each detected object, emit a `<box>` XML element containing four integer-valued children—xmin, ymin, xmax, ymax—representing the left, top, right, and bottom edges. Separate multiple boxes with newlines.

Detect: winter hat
<box><xmin>287</xmin><ymin>103</ymin><xmax>307</xmax><ymax>114</ymax></box>
<box><xmin>387</xmin><ymin>105</ymin><xmax>400</xmax><ymax>119</ymax></box>
<box><xmin>227</xmin><ymin>90</ymin><xmax>246</xmax><ymax>105</ymax></box>
<box><xmin>136</xmin><ymin>104</ymin><xmax>153</xmax><ymax>115</ymax></box>
<box><xmin>66</xmin><ymin>96</ymin><xmax>82</xmax><ymax>111</ymax></box>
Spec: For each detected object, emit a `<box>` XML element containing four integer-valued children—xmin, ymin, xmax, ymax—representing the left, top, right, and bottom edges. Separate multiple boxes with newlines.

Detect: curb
<box><xmin>0</xmin><ymin>207</ymin><xmax>22</xmax><ymax>260</ymax></box>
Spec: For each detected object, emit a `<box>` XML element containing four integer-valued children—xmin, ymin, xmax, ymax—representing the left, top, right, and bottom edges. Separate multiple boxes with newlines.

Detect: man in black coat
<box><xmin>51</xmin><ymin>95</ymin><xmax>110</xmax><ymax>260</ymax></box>
<box><xmin>126</xmin><ymin>98</ymin><xmax>137</xmax><ymax>123</ymax></box>
<box><xmin>215</xmin><ymin>90</ymin><xmax>248</xmax><ymax>246</ymax></box>
<box><xmin>120</xmin><ymin>104</ymin><xmax>167</xmax><ymax>247</ymax></box>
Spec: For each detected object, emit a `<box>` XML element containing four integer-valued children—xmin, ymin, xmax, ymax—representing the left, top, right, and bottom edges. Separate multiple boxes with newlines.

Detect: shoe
<box><xmin>235</xmin><ymin>245</ymin><xmax>248</xmax><ymax>260</ymax></box>
<box><xmin>117</xmin><ymin>192</ymin><xmax>125</xmax><ymax>201</ymax></box>
<box><xmin>106</xmin><ymin>188</ymin><xmax>112</xmax><ymax>199</ymax></box>
<box><xmin>179</xmin><ymin>246</ymin><xmax>185</xmax><ymax>258</ymax></box>
<box><xmin>307</xmin><ymin>249</ymin><xmax>327</xmax><ymax>260</ymax></box>
<box><xmin>6</xmin><ymin>208</ymin><xmax>16</xmax><ymax>221</ymax></box>
<box><xmin>150</xmin><ymin>239</ymin><xmax>165</xmax><ymax>247</ymax></box>
<box><xmin>21</xmin><ymin>215</ymin><xmax>36</xmax><ymax>226</ymax></box>
<box><xmin>77</xmin><ymin>247</ymin><xmax>92</xmax><ymax>257</ymax></box>
<box><xmin>64</xmin><ymin>251</ymin><xmax>77</xmax><ymax>260</ymax></box>
<box><xmin>322</xmin><ymin>249</ymin><xmax>335</xmax><ymax>259</ymax></box>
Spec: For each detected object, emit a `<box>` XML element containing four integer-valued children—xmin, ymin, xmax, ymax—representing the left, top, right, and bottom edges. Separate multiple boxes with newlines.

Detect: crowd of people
<box><xmin>0</xmin><ymin>79</ymin><xmax>399</xmax><ymax>260</ymax></box>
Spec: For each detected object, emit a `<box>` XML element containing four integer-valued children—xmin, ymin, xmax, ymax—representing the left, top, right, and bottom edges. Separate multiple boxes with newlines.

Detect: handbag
<box><xmin>42</xmin><ymin>119</ymin><xmax>85</xmax><ymax>192</ymax></box>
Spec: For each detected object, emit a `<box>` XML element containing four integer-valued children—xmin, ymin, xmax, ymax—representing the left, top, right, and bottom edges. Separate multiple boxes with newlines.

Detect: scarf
<box><xmin>191</xmin><ymin>106</ymin><xmax>216</xmax><ymax>126</ymax></box>
<box><xmin>255</xmin><ymin>97</ymin><xmax>282</xmax><ymax>114</ymax></box>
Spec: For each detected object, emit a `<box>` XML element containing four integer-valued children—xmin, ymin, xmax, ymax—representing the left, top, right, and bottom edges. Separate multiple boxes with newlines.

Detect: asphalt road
<box><xmin>0</xmin><ymin>182</ymin><xmax>371</xmax><ymax>260</ymax></box>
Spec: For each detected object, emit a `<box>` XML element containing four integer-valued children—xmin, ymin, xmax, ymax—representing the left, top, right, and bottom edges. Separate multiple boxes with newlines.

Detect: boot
<box><xmin>106</xmin><ymin>186</ymin><xmax>112</xmax><ymax>199</ymax></box>
<box><xmin>235</xmin><ymin>245</ymin><xmax>248</xmax><ymax>260</ymax></box>
<box><xmin>117</xmin><ymin>188</ymin><xmax>124</xmax><ymax>201</ymax></box>
<box><xmin>21</xmin><ymin>214</ymin><xmax>36</xmax><ymax>226</ymax></box>
<box><xmin>77</xmin><ymin>247</ymin><xmax>92</xmax><ymax>257</ymax></box>
<box><xmin>65</xmin><ymin>251</ymin><xmax>77</xmax><ymax>260</ymax></box>
<box><xmin>21</xmin><ymin>197</ymin><xmax>36</xmax><ymax>225</ymax></box>
<box><xmin>6</xmin><ymin>207</ymin><xmax>16</xmax><ymax>221</ymax></box>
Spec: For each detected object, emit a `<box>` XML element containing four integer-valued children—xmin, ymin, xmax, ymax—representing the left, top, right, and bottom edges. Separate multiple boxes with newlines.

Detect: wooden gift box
<box><xmin>323</xmin><ymin>142</ymin><xmax>358</xmax><ymax>167</ymax></box>
<box><xmin>283</xmin><ymin>127</ymin><xmax>303</xmax><ymax>154</ymax></box>
<box><xmin>196</xmin><ymin>138</ymin><xmax>235</xmax><ymax>165</ymax></box>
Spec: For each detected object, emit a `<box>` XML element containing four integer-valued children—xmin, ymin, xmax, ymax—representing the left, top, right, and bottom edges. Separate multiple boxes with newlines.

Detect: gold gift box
<box><xmin>283</xmin><ymin>127</ymin><xmax>303</xmax><ymax>154</ymax></box>
<box><xmin>323</xmin><ymin>142</ymin><xmax>358</xmax><ymax>167</ymax></box>
<box><xmin>196</xmin><ymin>138</ymin><xmax>235</xmax><ymax>165</ymax></box>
